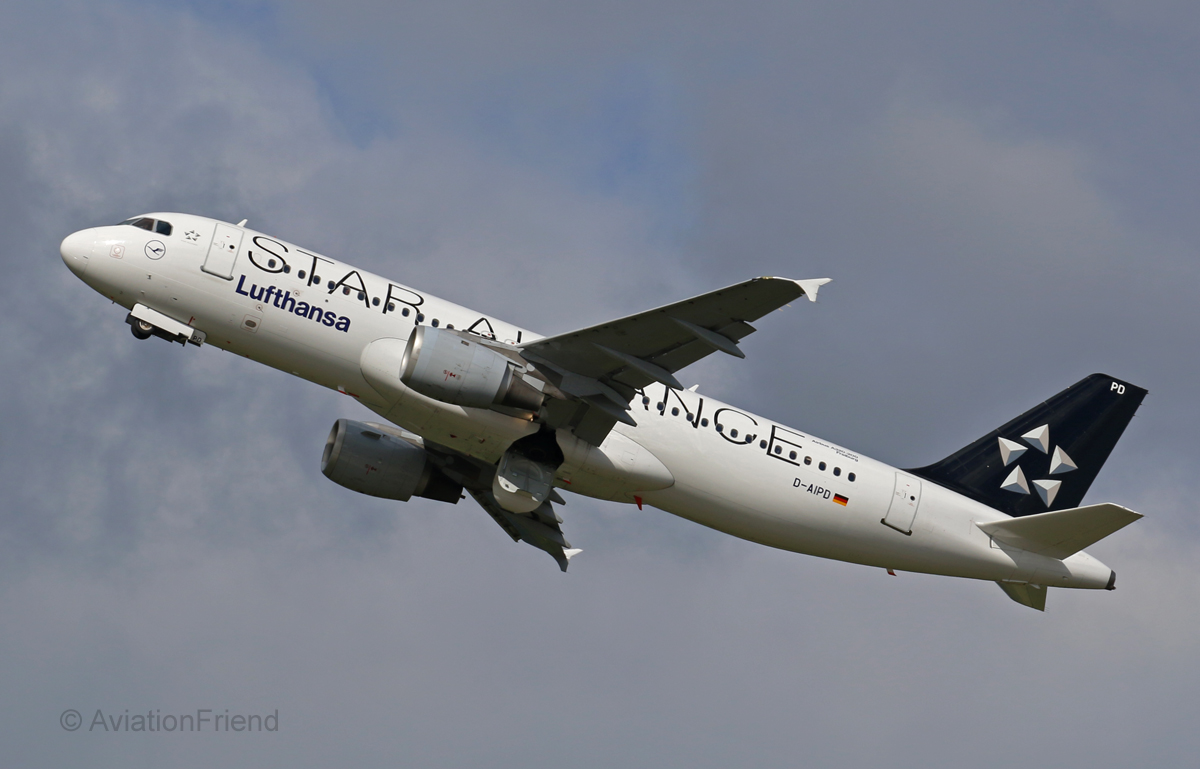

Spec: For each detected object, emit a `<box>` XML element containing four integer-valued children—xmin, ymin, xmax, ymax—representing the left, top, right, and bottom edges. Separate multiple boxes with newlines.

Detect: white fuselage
<box><xmin>59</xmin><ymin>214</ymin><xmax>1114</xmax><ymax>590</ymax></box>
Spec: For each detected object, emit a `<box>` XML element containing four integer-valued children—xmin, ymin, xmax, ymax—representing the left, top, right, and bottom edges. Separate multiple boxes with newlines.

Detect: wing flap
<box><xmin>977</xmin><ymin>503</ymin><xmax>1143</xmax><ymax>559</ymax></box>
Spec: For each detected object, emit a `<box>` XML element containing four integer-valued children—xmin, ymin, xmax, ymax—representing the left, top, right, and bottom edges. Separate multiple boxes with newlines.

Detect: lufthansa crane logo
<box><xmin>997</xmin><ymin>424</ymin><xmax>1077</xmax><ymax>506</ymax></box>
<box><xmin>145</xmin><ymin>240</ymin><xmax>166</xmax><ymax>260</ymax></box>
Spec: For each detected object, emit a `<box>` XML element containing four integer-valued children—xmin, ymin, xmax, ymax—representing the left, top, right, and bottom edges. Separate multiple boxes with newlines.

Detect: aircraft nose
<box><xmin>60</xmin><ymin>229</ymin><xmax>94</xmax><ymax>276</ymax></box>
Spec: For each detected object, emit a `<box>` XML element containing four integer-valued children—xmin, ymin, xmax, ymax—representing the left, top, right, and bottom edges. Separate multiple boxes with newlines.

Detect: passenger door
<box><xmin>882</xmin><ymin>473</ymin><xmax>922</xmax><ymax>535</ymax></box>
<box><xmin>201</xmin><ymin>223</ymin><xmax>244</xmax><ymax>280</ymax></box>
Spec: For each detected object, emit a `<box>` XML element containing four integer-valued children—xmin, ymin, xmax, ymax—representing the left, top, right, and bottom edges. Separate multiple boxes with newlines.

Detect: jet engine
<box><xmin>399</xmin><ymin>326</ymin><xmax>544</xmax><ymax>412</ymax></box>
<box><xmin>321</xmin><ymin>419</ymin><xmax>462</xmax><ymax>503</ymax></box>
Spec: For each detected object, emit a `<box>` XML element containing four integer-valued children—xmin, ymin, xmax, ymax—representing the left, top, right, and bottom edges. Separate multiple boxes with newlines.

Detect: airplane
<box><xmin>59</xmin><ymin>213</ymin><xmax>1147</xmax><ymax>611</ymax></box>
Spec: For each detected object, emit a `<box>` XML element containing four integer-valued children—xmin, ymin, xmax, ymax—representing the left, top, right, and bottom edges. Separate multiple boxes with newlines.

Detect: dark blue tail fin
<box><xmin>909</xmin><ymin>374</ymin><xmax>1146</xmax><ymax>517</ymax></box>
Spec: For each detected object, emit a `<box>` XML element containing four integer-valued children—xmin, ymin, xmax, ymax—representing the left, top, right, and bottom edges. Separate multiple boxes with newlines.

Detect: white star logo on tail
<box><xmin>997</xmin><ymin>424</ymin><xmax>1078</xmax><ymax>506</ymax></box>
<box><xmin>1001</xmin><ymin>465</ymin><xmax>1030</xmax><ymax>494</ymax></box>
<box><xmin>1050</xmin><ymin>446</ymin><xmax>1077</xmax><ymax>475</ymax></box>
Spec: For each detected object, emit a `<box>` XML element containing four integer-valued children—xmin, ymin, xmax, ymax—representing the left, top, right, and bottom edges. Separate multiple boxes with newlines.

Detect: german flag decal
<box><xmin>833</xmin><ymin>494</ymin><xmax>849</xmax><ymax>506</ymax></box>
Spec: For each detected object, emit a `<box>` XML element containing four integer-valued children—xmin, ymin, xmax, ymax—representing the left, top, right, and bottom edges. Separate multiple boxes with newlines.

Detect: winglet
<box><xmin>794</xmin><ymin>278</ymin><xmax>832</xmax><ymax>302</ymax></box>
<box><xmin>557</xmin><ymin>548</ymin><xmax>583</xmax><ymax>572</ymax></box>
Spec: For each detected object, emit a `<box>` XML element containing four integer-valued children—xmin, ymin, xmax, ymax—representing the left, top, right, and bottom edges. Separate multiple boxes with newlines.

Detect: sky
<box><xmin>2</xmin><ymin>1</ymin><xmax>1199</xmax><ymax>766</ymax></box>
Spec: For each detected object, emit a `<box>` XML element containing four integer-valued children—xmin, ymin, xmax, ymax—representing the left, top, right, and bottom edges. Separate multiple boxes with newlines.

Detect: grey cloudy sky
<box><xmin>2</xmin><ymin>1</ymin><xmax>1198</xmax><ymax>766</ymax></box>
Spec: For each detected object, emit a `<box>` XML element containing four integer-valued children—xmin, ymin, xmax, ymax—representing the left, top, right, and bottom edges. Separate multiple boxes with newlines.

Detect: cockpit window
<box><xmin>119</xmin><ymin>217</ymin><xmax>172</xmax><ymax>236</ymax></box>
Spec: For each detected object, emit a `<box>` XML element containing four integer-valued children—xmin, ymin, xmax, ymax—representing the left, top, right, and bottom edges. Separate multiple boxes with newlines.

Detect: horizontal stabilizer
<box><xmin>977</xmin><ymin>503</ymin><xmax>1142</xmax><ymax>559</ymax></box>
<box><xmin>996</xmin><ymin>581</ymin><xmax>1047</xmax><ymax>611</ymax></box>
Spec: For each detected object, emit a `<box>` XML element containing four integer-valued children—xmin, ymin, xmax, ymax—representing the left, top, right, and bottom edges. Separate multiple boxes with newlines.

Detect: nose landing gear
<box><xmin>130</xmin><ymin>319</ymin><xmax>155</xmax><ymax>340</ymax></box>
<box><xmin>124</xmin><ymin>304</ymin><xmax>206</xmax><ymax>346</ymax></box>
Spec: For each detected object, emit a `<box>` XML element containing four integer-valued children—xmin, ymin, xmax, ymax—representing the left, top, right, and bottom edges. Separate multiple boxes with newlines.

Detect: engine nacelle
<box><xmin>321</xmin><ymin>419</ymin><xmax>462</xmax><ymax>503</ymax></box>
<box><xmin>399</xmin><ymin>326</ymin><xmax>544</xmax><ymax>412</ymax></box>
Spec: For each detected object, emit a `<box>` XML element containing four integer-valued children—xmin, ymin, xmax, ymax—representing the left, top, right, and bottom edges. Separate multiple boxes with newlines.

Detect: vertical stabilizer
<box><xmin>909</xmin><ymin>374</ymin><xmax>1146</xmax><ymax>517</ymax></box>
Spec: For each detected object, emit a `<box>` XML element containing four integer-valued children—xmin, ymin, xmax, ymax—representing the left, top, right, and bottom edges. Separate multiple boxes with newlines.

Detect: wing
<box><xmin>520</xmin><ymin>276</ymin><xmax>830</xmax><ymax>444</ymax></box>
<box><xmin>420</xmin><ymin>439</ymin><xmax>580</xmax><ymax>571</ymax></box>
<box><xmin>466</xmin><ymin>489</ymin><xmax>580</xmax><ymax>572</ymax></box>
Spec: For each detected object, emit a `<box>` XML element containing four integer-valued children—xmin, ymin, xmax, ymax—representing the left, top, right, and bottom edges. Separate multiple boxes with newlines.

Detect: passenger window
<box><xmin>848</xmin><ymin>473</ymin><xmax>856</xmax><ymax>482</ymax></box>
<box><xmin>701</xmin><ymin>418</ymin><xmax>709</xmax><ymax>427</ymax></box>
<box><xmin>327</xmin><ymin>281</ymin><xmax>335</xmax><ymax>290</ymax></box>
<box><xmin>342</xmin><ymin>287</ymin><xmax>351</xmax><ymax>295</ymax></box>
<box><xmin>759</xmin><ymin>440</ymin><xmax>767</xmax><ymax>449</ymax></box>
<box><xmin>372</xmin><ymin>297</ymin><xmax>380</xmax><ymax>306</ymax></box>
<box><xmin>154</xmin><ymin>220</ymin><xmax>172</xmax><ymax>236</ymax></box>
<box><xmin>789</xmin><ymin>451</ymin><xmax>797</xmax><ymax>460</ymax></box>
<box><xmin>299</xmin><ymin>270</ymin><xmax>307</xmax><ymax>279</ymax></box>
<box><xmin>833</xmin><ymin>467</ymin><xmax>841</xmax><ymax>477</ymax></box>
<box><xmin>432</xmin><ymin>319</ymin><xmax>440</xmax><ymax>327</ymax></box>
<box><xmin>730</xmin><ymin>429</ymin><xmax>739</xmax><ymax>438</ymax></box>
<box><xmin>819</xmin><ymin>461</ymin><xmax>826</xmax><ymax>471</ymax></box>
<box><xmin>401</xmin><ymin>307</ymin><xmax>409</xmax><ymax>316</ymax></box>
<box><xmin>417</xmin><ymin>313</ymin><xmax>425</xmax><ymax>322</ymax></box>
<box><xmin>804</xmin><ymin>456</ymin><xmax>812</xmax><ymax>465</ymax></box>
<box><xmin>671</xmin><ymin>407</ymin><xmax>679</xmax><ymax>416</ymax></box>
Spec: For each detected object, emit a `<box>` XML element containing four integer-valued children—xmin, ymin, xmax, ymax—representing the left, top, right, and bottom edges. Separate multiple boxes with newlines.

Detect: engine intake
<box><xmin>399</xmin><ymin>326</ymin><xmax>544</xmax><ymax>412</ymax></box>
<box><xmin>321</xmin><ymin>419</ymin><xmax>462</xmax><ymax>503</ymax></box>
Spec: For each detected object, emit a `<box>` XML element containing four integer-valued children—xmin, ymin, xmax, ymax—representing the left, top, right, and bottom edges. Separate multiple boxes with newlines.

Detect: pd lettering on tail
<box><xmin>1111</xmin><ymin>382</ymin><xmax>1125</xmax><ymax>394</ymax></box>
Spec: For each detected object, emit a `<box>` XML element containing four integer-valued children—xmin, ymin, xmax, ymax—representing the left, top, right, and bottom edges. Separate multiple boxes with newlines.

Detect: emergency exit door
<box><xmin>201</xmin><ymin>222</ymin><xmax>244</xmax><ymax>279</ymax></box>
<box><xmin>882</xmin><ymin>473</ymin><xmax>922</xmax><ymax>535</ymax></box>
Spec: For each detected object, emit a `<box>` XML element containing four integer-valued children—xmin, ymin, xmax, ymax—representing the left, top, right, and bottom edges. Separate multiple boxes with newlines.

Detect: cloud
<box><xmin>1</xmin><ymin>1</ymin><xmax>1198</xmax><ymax>767</ymax></box>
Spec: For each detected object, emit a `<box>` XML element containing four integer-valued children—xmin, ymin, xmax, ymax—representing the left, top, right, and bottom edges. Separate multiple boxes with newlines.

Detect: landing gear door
<box><xmin>882</xmin><ymin>473</ymin><xmax>922</xmax><ymax>535</ymax></box>
<box><xmin>201</xmin><ymin>223</ymin><xmax>244</xmax><ymax>280</ymax></box>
